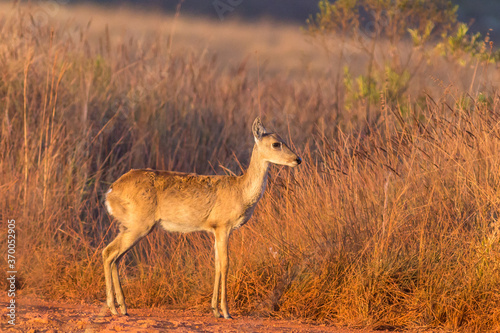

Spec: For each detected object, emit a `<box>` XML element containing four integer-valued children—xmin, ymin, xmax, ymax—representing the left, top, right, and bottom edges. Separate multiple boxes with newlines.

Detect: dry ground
<box><xmin>0</xmin><ymin>296</ymin><xmax>389</xmax><ymax>333</ymax></box>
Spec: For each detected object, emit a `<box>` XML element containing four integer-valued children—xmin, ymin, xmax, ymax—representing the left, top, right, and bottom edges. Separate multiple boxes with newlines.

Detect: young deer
<box><xmin>102</xmin><ymin>117</ymin><xmax>301</xmax><ymax>319</ymax></box>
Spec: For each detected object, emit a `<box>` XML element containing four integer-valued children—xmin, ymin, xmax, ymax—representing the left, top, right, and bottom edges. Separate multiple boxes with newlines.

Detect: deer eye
<box><xmin>272</xmin><ymin>142</ymin><xmax>282</xmax><ymax>149</ymax></box>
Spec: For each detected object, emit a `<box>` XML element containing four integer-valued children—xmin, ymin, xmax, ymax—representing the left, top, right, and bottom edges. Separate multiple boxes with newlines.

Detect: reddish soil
<box><xmin>0</xmin><ymin>296</ymin><xmax>388</xmax><ymax>333</ymax></box>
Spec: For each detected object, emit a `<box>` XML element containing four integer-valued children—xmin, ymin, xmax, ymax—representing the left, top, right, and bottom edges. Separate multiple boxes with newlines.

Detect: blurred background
<box><xmin>73</xmin><ymin>0</ymin><xmax>500</xmax><ymax>38</ymax></box>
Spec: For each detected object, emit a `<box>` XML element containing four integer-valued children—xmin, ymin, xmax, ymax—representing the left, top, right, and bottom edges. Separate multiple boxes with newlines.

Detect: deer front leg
<box><xmin>211</xmin><ymin>238</ymin><xmax>222</xmax><ymax>318</ymax></box>
<box><xmin>214</xmin><ymin>228</ymin><xmax>232</xmax><ymax>319</ymax></box>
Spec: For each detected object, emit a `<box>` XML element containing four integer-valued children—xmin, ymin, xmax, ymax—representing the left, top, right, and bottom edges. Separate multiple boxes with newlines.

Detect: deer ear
<box><xmin>252</xmin><ymin>117</ymin><xmax>266</xmax><ymax>141</ymax></box>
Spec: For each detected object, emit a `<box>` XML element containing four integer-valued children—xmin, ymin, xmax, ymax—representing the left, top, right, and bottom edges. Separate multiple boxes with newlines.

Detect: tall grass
<box><xmin>1</xmin><ymin>3</ymin><xmax>500</xmax><ymax>331</ymax></box>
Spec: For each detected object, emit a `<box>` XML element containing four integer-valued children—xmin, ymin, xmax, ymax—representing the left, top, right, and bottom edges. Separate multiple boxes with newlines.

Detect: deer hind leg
<box><xmin>103</xmin><ymin>224</ymin><xmax>155</xmax><ymax>315</ymax></box>
<box><xmin>102</xmin><ymin>233</ymin><xmax>123</xmax><ymax>315</ymax></box>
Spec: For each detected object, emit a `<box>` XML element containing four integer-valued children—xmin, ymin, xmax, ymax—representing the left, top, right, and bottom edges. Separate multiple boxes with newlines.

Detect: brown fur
<box><xmin>102</xmin><ymin>117</ymin><xmax>301</xmax><ymax>319</ymax></box>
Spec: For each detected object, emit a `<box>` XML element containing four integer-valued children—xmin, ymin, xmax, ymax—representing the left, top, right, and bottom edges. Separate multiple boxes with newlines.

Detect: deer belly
<box><xmin>159</xmin><ymin>220</ymin><xmax>206</xmax><ymax>233</ymax></box>
<box><xmin>157</xmin><ymin>200</ymin><xmax>213</xmax><ymax>233</ymax></box>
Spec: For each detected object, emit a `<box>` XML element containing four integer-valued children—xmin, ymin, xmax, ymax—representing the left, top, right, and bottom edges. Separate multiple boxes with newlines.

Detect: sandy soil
<box><xmin>0</xmin><ymin>296</ymin><xmax>386</xmax><ymax>333</ymax></box>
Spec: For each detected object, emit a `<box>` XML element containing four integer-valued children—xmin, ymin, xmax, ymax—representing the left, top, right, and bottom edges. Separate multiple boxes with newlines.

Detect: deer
<box><xmin>102</xmin><ymin>117</ymin><xmax>301</xmax><ymax>319</ymax></box>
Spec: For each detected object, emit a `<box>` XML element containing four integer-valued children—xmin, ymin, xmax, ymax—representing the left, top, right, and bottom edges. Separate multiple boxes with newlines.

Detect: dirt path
<box><xmin>0</xmin><ymin>296</ymin><xmax>386</xmax><ymax>333</ymax></box>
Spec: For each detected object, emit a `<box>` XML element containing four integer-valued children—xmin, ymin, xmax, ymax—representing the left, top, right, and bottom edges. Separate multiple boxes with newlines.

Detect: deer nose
<box><xmin>296</xmin><ymin>157</ymin><xmax>302</xmax><ymax>165</ymax></box>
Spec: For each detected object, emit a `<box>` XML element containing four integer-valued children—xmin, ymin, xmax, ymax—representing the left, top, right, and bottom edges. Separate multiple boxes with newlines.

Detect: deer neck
<box><xmin>241</xmin><ymin>145</ymin><xmax>270</xmax><ymax>206</ymax></box>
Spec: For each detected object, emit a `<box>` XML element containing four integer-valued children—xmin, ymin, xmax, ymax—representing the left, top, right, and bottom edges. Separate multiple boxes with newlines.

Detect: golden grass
<box><xmin>2</xmin><ymin>2</ymin><xmax>500</xmax><ymax>331</ymax></box>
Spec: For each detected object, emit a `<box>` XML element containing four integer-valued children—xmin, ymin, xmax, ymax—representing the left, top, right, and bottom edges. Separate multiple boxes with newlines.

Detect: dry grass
<box><xmin>2</xmin><ymin>2</ymin><xmax>500</xmax><ymax>331</ymax></box>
